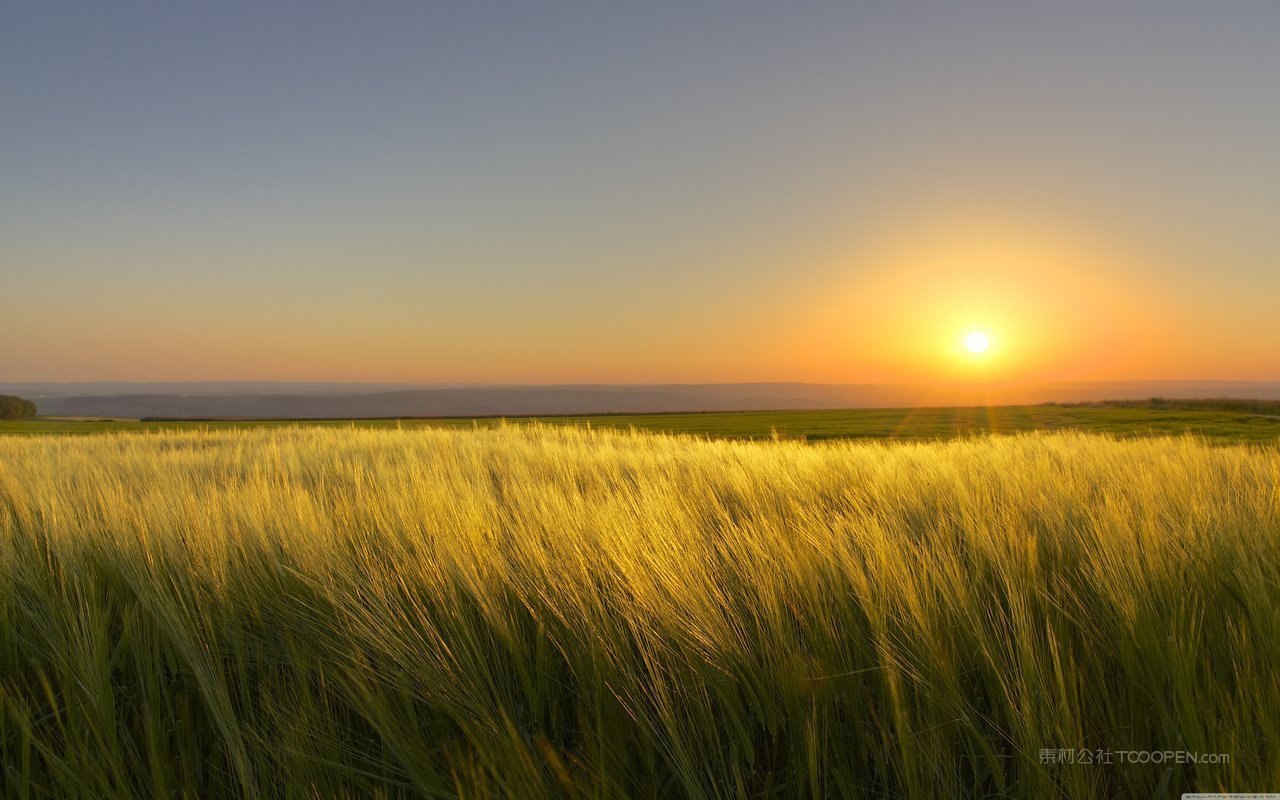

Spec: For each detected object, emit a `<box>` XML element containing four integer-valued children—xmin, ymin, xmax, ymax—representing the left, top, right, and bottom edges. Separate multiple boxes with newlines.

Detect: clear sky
<box><xmin>3</xmin><ymin>2</ymin><xmax>1278</xmax><ymax>384</ymax></box>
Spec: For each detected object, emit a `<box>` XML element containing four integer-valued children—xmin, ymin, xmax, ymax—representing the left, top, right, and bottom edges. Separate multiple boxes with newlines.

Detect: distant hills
<box><xmin>4</xmin><ymin>381</ymin><xmax>1280</xmax><ymax>420</ymax></box>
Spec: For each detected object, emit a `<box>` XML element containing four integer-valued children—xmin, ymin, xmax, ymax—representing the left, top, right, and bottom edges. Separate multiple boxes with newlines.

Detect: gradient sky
<box><xmin>3</xmin><ymin>2</ymin><xmax>1278</xmax><ymax>384</ymax></box>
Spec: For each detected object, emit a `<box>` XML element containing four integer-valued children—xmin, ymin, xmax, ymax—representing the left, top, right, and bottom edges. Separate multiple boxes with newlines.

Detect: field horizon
<box><xmin>6</xmin><ymin>397</ymin><xmax>1280</xmax><ymax>447</ymax></box>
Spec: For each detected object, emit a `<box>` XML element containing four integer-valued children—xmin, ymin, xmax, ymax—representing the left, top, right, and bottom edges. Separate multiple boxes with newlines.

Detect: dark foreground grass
<box><xmin>4</xmin><ymin>399</ymin><xmax>1280</xmax><ymax>443</ymax></box>
<box><xmin>1</xmin><ymin>426</ymin><xmax>1277</xmax><ymax>798</ymax></box>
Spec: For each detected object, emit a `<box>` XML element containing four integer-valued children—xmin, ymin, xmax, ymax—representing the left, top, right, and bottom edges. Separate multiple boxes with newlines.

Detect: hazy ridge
<box><xmin>6</xmin><ymin>380</ymin><xmax>1280</xmax><ymax>419</ymax></box>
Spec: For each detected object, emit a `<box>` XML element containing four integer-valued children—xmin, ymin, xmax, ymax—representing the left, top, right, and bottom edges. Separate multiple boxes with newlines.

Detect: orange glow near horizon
<box><xmin>1</xmin><ymin>211</ymin><xmax>1274</xmax><ymax>386</ymax></box>
<box><xmin>778</xmin><ymin>219</ymin><xmax>1185</xmax><ymax>386</ymax></box>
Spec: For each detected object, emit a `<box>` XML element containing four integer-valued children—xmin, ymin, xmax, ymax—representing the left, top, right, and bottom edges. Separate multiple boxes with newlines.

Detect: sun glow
<box><xmin>965</xmin><ymin>331</ymin><xmax>991</xmax><ymax>354</ymax></box>
<box><xmin>800</xmin><ymin>218</ymin><xmax>1173</xmax><ymax>384</ymax></box>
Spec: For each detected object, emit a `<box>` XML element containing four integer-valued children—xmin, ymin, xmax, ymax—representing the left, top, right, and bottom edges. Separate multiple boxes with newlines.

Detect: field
<box><xmin>5</xmin><ymin>398</ymin><xmax>1280</xmax><ymax>443</ymax></box>
<box><xmin>1</xmin><ymin>424</ymin><xmax>1277</xmax><ymax>798</ymax></box>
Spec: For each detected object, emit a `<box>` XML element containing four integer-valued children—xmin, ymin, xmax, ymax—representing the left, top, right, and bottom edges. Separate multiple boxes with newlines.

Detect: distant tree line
<box><xmin>0</xmin><ymin>395</ymin><xmax>37</xmax><ymax>419</ymax></box>
<box><xmin>1058</xmin><ymin>397</ymin><xmax>1280</xmax><ymax>414</ymax></box>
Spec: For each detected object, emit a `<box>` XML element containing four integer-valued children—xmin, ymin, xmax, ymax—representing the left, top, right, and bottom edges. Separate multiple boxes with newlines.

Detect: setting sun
<box><xmin>965</xmin><ymin>331</ymin><xmax>991</xmax><ymax>354</ymax></box>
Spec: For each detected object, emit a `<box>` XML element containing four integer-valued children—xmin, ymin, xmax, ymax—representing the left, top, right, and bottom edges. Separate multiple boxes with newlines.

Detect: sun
<box><xmin>964</xmin><ymin>331</ymin><xmax>991</xmax><ymax>354</ymax></box>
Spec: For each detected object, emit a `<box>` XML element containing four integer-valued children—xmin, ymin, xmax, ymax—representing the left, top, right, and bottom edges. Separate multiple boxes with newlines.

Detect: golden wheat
<box><xmin>1</xmin><ymin>425</ymin><xmax>1276</xmax><ymax>798</ymax></box>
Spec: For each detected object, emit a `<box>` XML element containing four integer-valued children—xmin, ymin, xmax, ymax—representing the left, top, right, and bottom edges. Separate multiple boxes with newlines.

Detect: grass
<box><xmin>4</xmin><ymin>398</ymin><xmax>1280</xmax><ymax>443</ymax></box>
<box><xmin>1</xmin><ymin>424</ymin><xmax>1277</xmax><ymax>798</ymax></box>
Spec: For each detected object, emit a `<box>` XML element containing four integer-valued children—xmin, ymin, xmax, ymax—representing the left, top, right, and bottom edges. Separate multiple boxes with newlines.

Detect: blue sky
<box><xmin>3</xmin><ymin>2</ymin><xmax>1278</xmax><ymax>382</ymax></box>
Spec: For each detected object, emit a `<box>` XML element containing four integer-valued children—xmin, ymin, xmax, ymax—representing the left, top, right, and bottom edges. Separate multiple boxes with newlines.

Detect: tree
<box><xmin>0</xmin><ymin>394</ymin><xmax>37</xmax><ymax>419</ymax></box>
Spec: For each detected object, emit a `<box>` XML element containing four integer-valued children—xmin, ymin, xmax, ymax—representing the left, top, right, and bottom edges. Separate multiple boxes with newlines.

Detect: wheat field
<box><xmin>0</xmin><ymin>425</ymin><xmax>1277</xmax><ymax>798</ymax></box>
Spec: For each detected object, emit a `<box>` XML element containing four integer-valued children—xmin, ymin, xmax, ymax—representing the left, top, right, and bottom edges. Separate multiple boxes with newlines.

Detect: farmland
<box><xmin>1</xmin><ymin>423</ymin><xmax>1277</xmax><ymax>797</ymax></box>
<box><xmin>4</xmin><ymin>398</ymin><xmax>1280</xmax><ymax>443</ymax></box>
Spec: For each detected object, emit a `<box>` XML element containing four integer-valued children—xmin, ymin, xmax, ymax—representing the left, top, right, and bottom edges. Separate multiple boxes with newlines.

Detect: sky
<box><xmin>3</xmin><ymin>2</ymin><xmax>1278</xmax><ymax>385</ymax></box>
